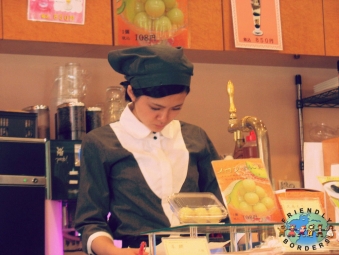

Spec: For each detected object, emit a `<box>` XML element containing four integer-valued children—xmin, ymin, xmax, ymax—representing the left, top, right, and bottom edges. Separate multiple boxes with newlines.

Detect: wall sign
<box><xmin>231</xmin><ymin>0</ymin><xmax>283</xmax><ymax>50</ymax></box>
<box><xmin>113</xmin><ymin>0</ymin><xmax>189</xmax><ymax>47</ymax></box>
<box><xmin>27</xmin><ymin>0</ymin><xmax>86</xmax><ymax>25</ymax></box>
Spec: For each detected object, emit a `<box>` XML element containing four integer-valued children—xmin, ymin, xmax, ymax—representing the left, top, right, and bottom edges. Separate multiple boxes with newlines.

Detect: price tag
<box><xmin>278</xmin><ymin>180</ymin><xmax>301</xmax><ymax>189</ymax></box>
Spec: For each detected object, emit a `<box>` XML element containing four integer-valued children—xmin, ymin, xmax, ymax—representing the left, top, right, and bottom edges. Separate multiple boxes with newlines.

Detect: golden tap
<box><xmin>227</xmin><ymin>80</ymin><xmax>237</xmax><ymax>121</ymax></box>
<box><xmin>226</xmin><ymin>80</ymin><xmax>272</xmax><ymax>182</ymax></box>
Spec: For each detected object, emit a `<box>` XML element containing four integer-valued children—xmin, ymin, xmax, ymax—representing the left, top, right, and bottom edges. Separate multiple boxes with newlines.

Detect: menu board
<box><xmin>113</xmin><ymin>0</ymin><xmax>190</xmax><ymax>47</ymax></box>
<box><xmin>212</xmin><ymin>158</ymin><xmax>283</xmax><ymax>224</ymax></box>
<box><xmin>230</xmin><ymin>0</ymin><xmax>283</xmax><ymax>50</ymax></box>
<box><xmin>27</xmin><ymin>0</ymin><xmax>86</xmax><ymax>25</ymax></box>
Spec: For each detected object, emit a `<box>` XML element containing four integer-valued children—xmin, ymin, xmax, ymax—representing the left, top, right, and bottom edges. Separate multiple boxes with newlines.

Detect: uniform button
<box><xmin>153</xmin><ymin>136</ymin><xmax>157</xmax><ymax>140</ymax></box>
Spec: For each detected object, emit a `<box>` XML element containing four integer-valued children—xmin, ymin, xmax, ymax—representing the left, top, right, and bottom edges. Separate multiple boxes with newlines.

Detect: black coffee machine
<box><xmin>49</xmin><ymin>139</ymin><xmax>82</xmax><ymax>252</ymax></box>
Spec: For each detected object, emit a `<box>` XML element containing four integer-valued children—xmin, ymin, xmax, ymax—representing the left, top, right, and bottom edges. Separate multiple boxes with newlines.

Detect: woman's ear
<box><xmin>126</xmin><ymin>85</ymin><xmax>136</xmax><ymax>102</ymax></box>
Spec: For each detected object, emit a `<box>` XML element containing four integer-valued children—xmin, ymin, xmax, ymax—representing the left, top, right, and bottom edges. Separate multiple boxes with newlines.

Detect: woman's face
<box><xmin>127</xmin><ymin>86</ymin><xmax>188</xmax><ymax>132</ymax></box>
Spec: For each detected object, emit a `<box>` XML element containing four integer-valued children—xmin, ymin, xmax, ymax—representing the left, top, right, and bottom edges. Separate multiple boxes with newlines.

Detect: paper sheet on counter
<box><xmin>145</xmin><ymin>240</ymin><xmax>230</xmax><ymax>255</ymax></box>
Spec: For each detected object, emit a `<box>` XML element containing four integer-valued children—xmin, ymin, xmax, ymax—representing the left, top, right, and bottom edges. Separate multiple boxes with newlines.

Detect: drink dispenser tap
<box><xmin>227</xmin><ymin>80</ymin><xmax>272</xmax><ymax>182</ymax></box>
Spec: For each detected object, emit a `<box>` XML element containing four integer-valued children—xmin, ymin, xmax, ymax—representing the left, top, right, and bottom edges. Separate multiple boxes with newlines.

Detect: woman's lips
<box><xmin>154</xmin><ymin>124</ymin><xmax>165</xmax><ymax>129</ymax></box>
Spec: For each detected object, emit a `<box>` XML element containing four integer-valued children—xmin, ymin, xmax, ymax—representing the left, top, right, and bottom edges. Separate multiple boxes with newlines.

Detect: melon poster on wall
<box><xmin>113</xmin><ymin>0</ymin><xmax>190</xmax><ymax>47</ymax></box>
<box><xmin>212</xmin><ymin>158</ymin><xmax>283</xmax><ymax>224</ymax></box>
<box><xmin>231</xmin><ymin>0</ymin><xmax>283</xmax><ymax>50</ymax></box>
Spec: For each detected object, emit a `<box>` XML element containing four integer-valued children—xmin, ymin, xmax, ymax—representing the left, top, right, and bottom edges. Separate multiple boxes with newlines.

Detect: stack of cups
<box><xmin>104</xmin><ymin>86</ymin><xmax>125</xmax><ymax>125</ymax></box>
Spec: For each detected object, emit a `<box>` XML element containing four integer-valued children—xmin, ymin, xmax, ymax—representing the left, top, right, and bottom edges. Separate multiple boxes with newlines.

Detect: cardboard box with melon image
<box><xmin>113</xmin><ymin>0</ymin><xmax>190</xmax><ymax>47</ymax></box>
<box><xmin>212</xmin><ymin>158</ymin><xmax>283</xmax><ymax>224</ymax></box>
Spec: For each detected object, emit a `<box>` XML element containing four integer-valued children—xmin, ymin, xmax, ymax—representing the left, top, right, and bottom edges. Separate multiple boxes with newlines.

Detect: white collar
<box><xmin>119</xmin><ymin>103</ymin><xmax>175</xmax><ymax>139</ymax></box>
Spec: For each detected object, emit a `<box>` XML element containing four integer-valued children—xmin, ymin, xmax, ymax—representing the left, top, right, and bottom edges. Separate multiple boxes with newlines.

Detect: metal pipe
<box><xmin>227</xmin><ymin>81</ymin><xmax>272</xmax><ymax>183</ymax></box>
<box><xmin>295</xmin><ymin>74</ymin><xmax>305</xmax><ymax>188</ymax></box>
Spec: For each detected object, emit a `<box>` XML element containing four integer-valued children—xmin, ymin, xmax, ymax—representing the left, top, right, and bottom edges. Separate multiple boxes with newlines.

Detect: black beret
<box><xmin>107</xmin><ymin>45</ymin><xmax>194</xmax><ymax>89</ymax></box>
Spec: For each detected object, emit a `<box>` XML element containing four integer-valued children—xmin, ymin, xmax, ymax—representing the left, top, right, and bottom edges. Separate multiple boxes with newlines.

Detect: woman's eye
<box><xmin>150</xmin><ymin>107</ymin><xmax>181</xmax><ymax>111</ymax></box>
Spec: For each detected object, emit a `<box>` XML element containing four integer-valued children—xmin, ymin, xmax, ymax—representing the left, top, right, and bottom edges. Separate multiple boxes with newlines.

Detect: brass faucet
<box><xmin>227</xmin><ymin>80</ymin><xmax>272</xmax><ymax>182</ymax></box>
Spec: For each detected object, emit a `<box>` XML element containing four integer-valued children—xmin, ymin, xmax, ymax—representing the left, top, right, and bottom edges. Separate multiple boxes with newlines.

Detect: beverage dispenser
<box><xmin>49</xmin><ymin>139</ymin><xmax>82</xmax><ymax>252</ymax></box>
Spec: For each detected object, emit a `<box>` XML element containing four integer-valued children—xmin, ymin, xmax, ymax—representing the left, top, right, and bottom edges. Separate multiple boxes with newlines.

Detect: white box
<box><xmin>304</xmin><ymin>142</ymin><xmax>324</xmax><ymax>191</ymax></box>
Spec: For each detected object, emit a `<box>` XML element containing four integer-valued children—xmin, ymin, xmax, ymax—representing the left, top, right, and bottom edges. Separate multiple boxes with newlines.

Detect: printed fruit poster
<box><xmin>212</xmin><ymin>158</ymin><xmax>283</xmax><ymax>223</ymax></box>
<box><xmin>230</xmin><ymin>0</ymin><xmax>283</xmax><ymax>50</ymax></box>
<box><xmin>113</xmin><ymin>0</ymin><xmax>190</xmax><ymax>47</ymax></box>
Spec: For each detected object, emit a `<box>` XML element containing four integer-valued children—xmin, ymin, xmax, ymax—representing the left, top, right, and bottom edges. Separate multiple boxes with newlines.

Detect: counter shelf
<box><xmin>140</xmin><ymin>222</ymin><xmax>279</xmax><ymax>254</ymax></box>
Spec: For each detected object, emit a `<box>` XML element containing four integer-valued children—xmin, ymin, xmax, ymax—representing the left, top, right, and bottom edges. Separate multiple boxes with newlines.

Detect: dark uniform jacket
<box><xmin>75</xmin><ymin>106</ymin><xmax>223</xmax><ymax>254</ymax></box>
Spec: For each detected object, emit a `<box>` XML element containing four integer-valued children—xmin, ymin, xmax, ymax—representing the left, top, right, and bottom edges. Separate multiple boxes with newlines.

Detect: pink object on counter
<box><xmin>45</xmin><ymin>200</ymin><xmax>63</xmax><ymax>255</ymax></box>
<box><xmin>114</xmin><ymin>239</ymin><xmax>123</xmax><ymax>248</ymax></box>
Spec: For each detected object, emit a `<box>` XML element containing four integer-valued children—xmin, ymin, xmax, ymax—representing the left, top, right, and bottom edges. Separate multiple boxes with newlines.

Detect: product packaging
<box><xmin>212</xmin><ymin>158</ymin><xmax>282</xmax><ymax>223</ymax></box>
<box><xmin>274</xmin><ymin>189</ymin><xmax>326</xmax><ymax>220</ymax></box>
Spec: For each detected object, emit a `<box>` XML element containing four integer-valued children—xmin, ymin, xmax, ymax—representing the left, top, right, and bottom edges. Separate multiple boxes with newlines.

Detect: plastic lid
<box><xmin>246</xmin><ymin>130</ymin><xmax>256</xmax><ymax>142</ymax></box>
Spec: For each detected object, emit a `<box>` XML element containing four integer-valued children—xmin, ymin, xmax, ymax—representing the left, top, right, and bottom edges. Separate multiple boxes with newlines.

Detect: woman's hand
<box><xmin>123</xmin><ymin>248</ymin><xmax>149</xmax><ymax>255</ymax></box>
<box><xmin>91</xmin><ymin>236</ymin><xmax>149</xmax><ymax>255</ymax></box>
<box><xmin>100</xmin><ymin>247</ymin><xmax>149</xmax><ymax>255</ymax></box>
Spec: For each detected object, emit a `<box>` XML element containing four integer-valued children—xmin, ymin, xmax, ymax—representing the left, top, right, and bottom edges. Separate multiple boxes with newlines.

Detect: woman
<box><xmin>75</xmin><ymin>45</ymin><xmax>224</xmax><ymax>255</ymax></box>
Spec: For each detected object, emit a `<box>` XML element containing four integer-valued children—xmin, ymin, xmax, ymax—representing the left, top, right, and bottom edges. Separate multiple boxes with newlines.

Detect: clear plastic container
<box><xmin>22</xmin><ymin>105</ymin><xmax>50</xmax><ymax>139</ymax></box>
<box><xmin>168</xmin><ymin>192</ymin><xmax>228</xmax><ymax>224</ymax></box>
<box><xmin>309</xmin><ymin>122</ymin><xmax>338</xmax><ymax>142</ymax></box>
<box><xmin>243</xmin><ymin>130</ymin><xmax>258</xmax><ymax>158</ymax></box>
<box><xmin>104</xmin><ymin>86</ymin><xmax>125</xmax><ymax>125</ymax></box>
<box><xmin>51</xmin><ymin>63</ymin><xmax>90</xmax><ymax>122</ymax></box>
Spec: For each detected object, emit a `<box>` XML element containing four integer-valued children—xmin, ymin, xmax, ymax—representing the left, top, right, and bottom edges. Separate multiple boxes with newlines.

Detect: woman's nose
<box><xmin>157</xmin><ymin>111</ymin><xmax>168</xmax><ymax>122</ymax></box>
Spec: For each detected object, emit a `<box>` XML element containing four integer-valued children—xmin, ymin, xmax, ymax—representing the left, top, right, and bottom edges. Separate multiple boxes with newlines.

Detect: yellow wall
<box><xmin>0</xmin><ymin>53</ymin><xmax>337</xmax><ymax>189</ymax></box>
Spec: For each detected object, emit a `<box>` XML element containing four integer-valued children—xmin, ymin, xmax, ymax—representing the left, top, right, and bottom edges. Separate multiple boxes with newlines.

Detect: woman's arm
<box><xmin>75</xmin><ymin>129</ymin><xmax>114</xmax><ymax>253</ymax></box>
<box><xmin>91</xmin><ymin>236</ymin><xmax>148</xmax><ymax>255</ymax></box>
